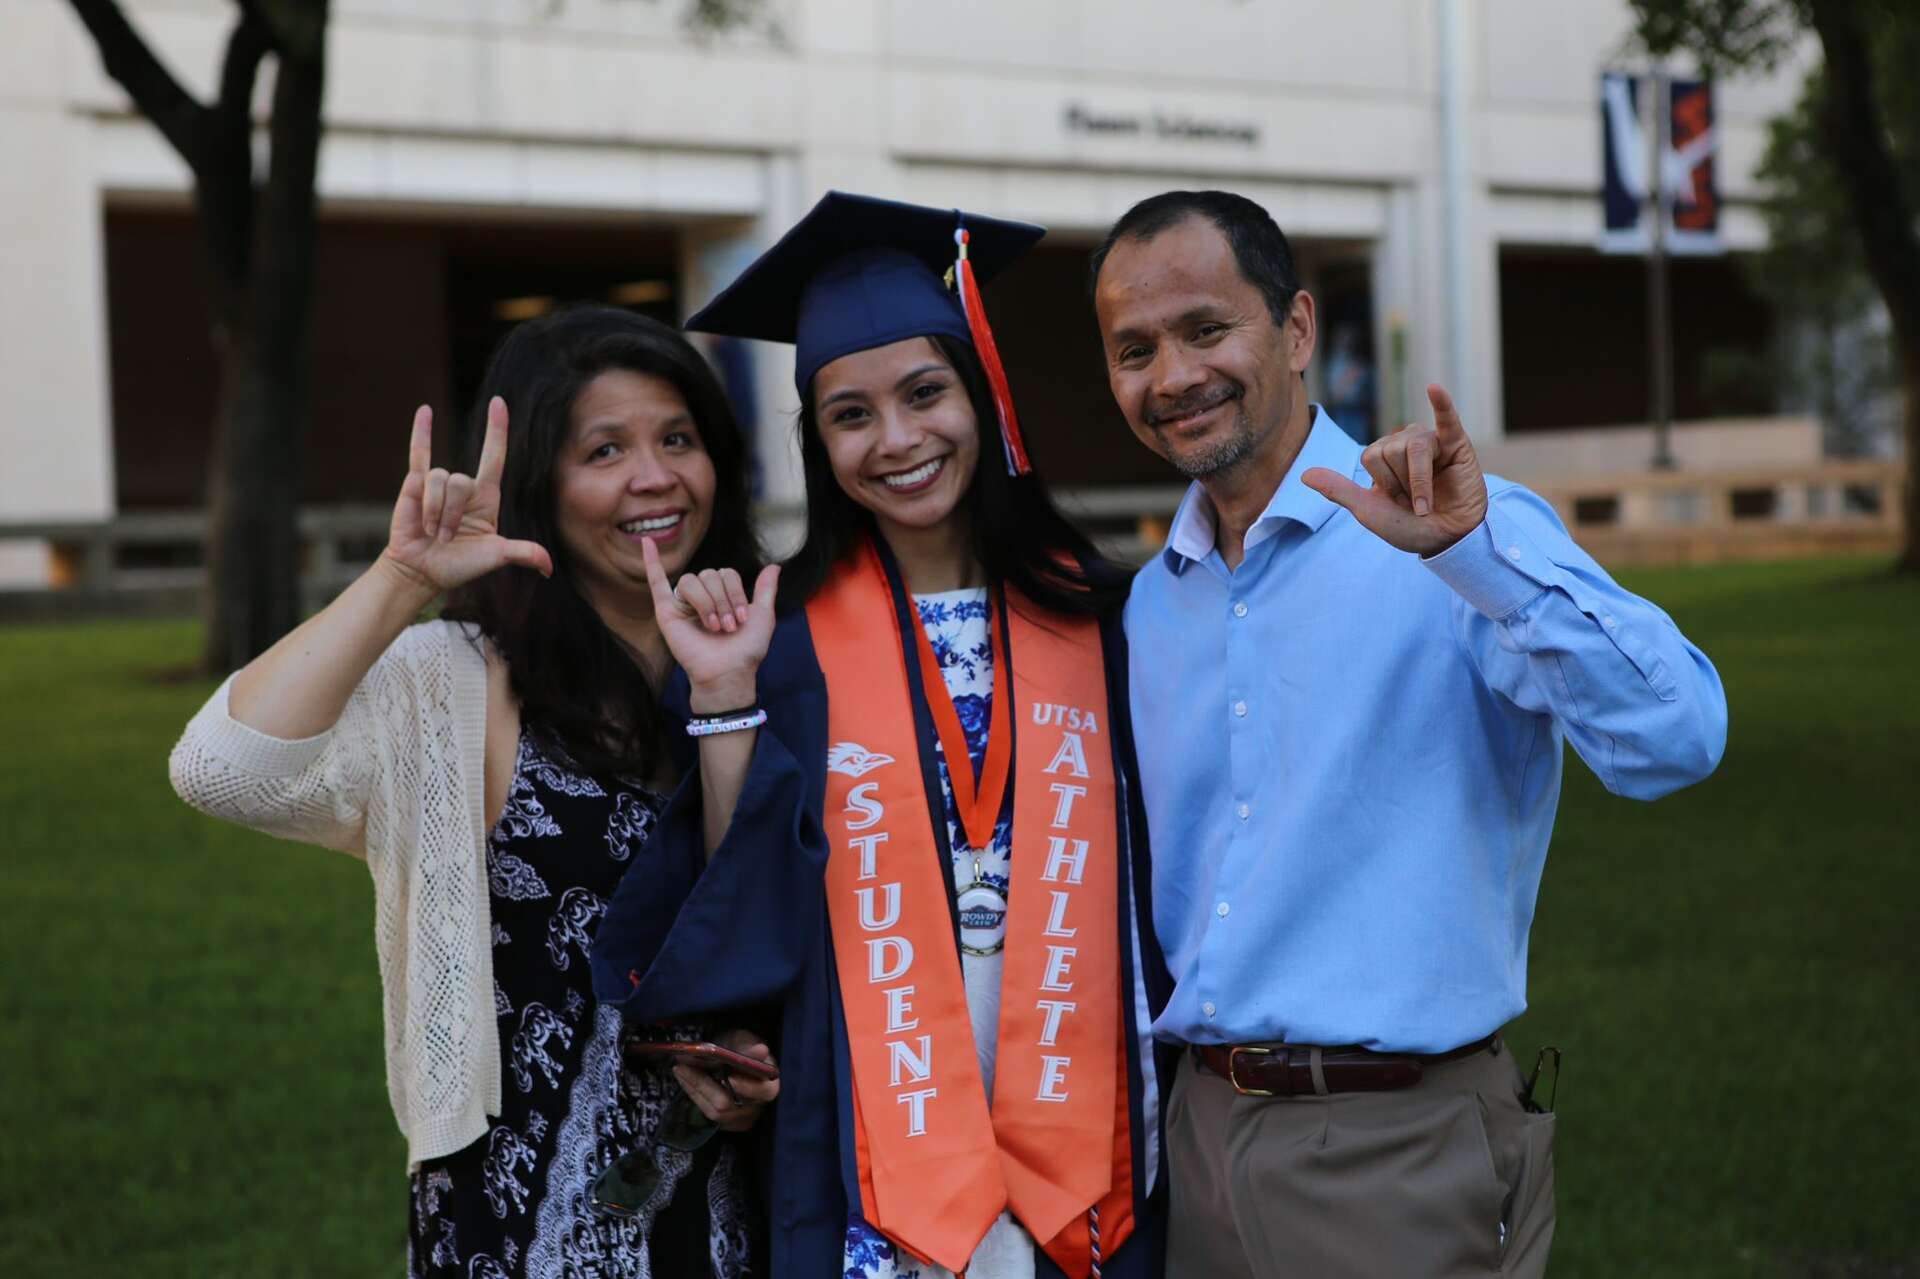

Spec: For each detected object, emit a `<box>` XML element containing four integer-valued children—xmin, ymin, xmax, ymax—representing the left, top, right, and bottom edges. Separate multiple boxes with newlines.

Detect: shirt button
<box><xmin>1506</xmin><ymin>545</ymin><xmax>1524</xmax><ymax>561</ymax></box>
<box><xmin>1232</xmin><ymin>601</ymin><xmax>1249</xmax><ymax>618</ymax></box>
<box><xmin>1603</xmin><ymin>615</ymin><xmax>1618</xmax><ymax>630</ymax></box>
<box><xmin>1236</xmin><ymin>803</ymin><xmax>1251</xmax><ymax>821</ymax></box>
<box><xmin>1216</xmin><ymin>901</ymin><xmax>1230</xmax><ymax>918</ymax></box>
<box><xmin>1202</xmin><ymin>1001</ymin><xmax>1217</xmax><ymax>1018</ymax></box>
<box><xmin>1233</xmin><ymin>700</ymin><xmax>1248</xmax><ymax>718</ymax></box>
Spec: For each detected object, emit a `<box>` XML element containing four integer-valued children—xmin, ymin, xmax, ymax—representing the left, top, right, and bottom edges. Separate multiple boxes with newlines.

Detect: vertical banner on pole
<box><xmin>1600</xmin><ymin>72</ymin><xmax>1649</xmax><ymax>254</ymax></box>
<box><xmin>1601</xmin><ymin>72</ymin><xmax>1724</xmax><ymax>257</ymax></box>
<box><xmin>1666</xmin><ymin>79</ymin><xmax>1723</xmax><ymax>255</ymax></box>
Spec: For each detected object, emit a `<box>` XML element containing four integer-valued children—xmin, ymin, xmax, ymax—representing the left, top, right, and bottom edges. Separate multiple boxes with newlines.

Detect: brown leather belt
<box><xmin>1192</xmin><ymin>1034</ymin><xmax>1497</xmax><ymax>1098</ymax></box>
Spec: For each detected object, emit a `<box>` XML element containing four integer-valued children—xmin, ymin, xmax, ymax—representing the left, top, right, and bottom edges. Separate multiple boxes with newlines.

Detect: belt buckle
<box><xmin>1227</xmin><ymin>1045</ymin><xmax>1280</xmax><ymax>1097</ymax></box>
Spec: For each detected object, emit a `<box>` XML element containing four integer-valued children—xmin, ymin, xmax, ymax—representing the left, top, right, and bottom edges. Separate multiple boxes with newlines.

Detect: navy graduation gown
<box><xmin>591</xmin><ymin>603</ymin><xmax>1174</xmax><ymax>1278</ymax></box>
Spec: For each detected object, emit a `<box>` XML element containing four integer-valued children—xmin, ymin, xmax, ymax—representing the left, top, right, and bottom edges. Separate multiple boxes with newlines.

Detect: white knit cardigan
<box><xmin>169</xmin><ymin>620</ymin><xmax>500</xmax><ymax>1167</ymax></box>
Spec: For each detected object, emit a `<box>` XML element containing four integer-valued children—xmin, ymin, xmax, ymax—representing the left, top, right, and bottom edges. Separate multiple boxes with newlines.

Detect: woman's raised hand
<box><xmin>641</xmin><ymin>536</ymin><xmax>778</xmax><ymax>711</ymax></box>
<box><xmin>383</xmin><ymin>397</ymin><xmax>553</xmax><ymax>595</ymax></box>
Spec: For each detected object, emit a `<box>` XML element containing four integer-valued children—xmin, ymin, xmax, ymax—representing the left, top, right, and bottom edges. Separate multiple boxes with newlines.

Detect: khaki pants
<box><xmin>1165</xmin><ymin>1040</ymin><xmax>1556</xmax><ymax>1277</ymax></box>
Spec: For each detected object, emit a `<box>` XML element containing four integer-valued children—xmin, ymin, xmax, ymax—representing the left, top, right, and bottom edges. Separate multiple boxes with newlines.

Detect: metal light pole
<box><xmin>1439</xmin><ymin>0</ymin><xmax>1474</xmax><ymax>424</ymax></box>
<box><xmin>1647</xmin><ymin>69</ymin><xmax>1677</xmax><ymax>470</ymax></box>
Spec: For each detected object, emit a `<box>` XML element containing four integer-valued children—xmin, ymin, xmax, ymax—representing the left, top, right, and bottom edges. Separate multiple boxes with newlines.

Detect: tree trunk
<box><xmin>1901</xmin><ymin>341</ymin><xmax>1920</xmax><ymax>574</ymax></box>
<box><xmin>204</xmin><ymin>330</ymin><xmax>303</xmax><ymax>669</ymax></box>
<box><xmin>67</xmin><ymin>0</ymin><xmax>330</xmax><ymax>670</ymax></box>
<box><xmin>201</xmin><ymin>23</ymin><xmax>327</xmax><ymax>674</ymax></box>
<box><xmin>1806</xmin><ymin>0</ymin><xmax>1920</xmax><ymax>573</ymax></box>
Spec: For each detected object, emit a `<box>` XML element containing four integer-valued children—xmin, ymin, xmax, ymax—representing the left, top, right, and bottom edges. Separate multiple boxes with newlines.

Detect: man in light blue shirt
<box><xmin>1091</xmin><ymin>191</ymin><xmax>1727</xmax><ymax>1277</ymax></box>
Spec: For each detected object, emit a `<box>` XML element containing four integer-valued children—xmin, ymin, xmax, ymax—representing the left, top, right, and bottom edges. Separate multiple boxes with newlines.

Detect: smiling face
<box><xmin>810</xmin><ymin>336</ymin><xmax>981</xmax><ymax>542</ymax></box>
<box><xmin>1094</xmin><ymin>216</ymin><xmax>1316</xmax><ymax>482</ymax></box>
<box><xmin>551</xmin><ymin>367</ymin><xmax>717</xmax><ymax>612</ymax></box>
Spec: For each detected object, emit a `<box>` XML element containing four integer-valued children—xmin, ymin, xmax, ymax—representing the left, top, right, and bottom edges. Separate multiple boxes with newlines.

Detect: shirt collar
<box><xmin>1161</xmin><ymin>405</ymin><xmax>1361</xmax><ymax>571</ymax></box>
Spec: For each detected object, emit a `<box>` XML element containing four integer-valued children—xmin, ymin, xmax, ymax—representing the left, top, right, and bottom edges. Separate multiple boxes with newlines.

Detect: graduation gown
<box><xmin>590</xmin><ymin>596</ymin><xmax>1174</xmax><ymax>1278</ymax></box>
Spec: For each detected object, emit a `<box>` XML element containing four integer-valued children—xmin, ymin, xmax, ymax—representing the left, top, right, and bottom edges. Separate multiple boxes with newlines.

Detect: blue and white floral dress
<box><xmin>408</xmin><ymin>729</ymin><xmax>755</xmax><ymax>1279</ymax></box>
<box><xmin>844</xmin><ymin>588</ymin><xmax>1033</xmax><ymax>1279</ymax></box>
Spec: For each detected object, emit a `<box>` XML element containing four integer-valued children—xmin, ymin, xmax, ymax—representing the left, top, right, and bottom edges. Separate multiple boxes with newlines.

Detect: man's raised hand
<box><xmin>383</xmin><ymin>397</ymin><xmax>553</xmax><ymax>594</ymax></box>
<box><xmin>1302</xmin><ymin>384</ymin><xmax>1489</xmax><ymax>557</ymax></box>
<box><xmin>641</xmin><ymin>534</ymin><xmax>779</xmax><ymax>712</ymax></box>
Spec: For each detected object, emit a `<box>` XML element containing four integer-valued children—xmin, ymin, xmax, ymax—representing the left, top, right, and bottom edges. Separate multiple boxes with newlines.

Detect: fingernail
<box><xmin>1415</xmin><ymin>500</ymin><xmax>1430</xmax><ymax>517</ymax></box>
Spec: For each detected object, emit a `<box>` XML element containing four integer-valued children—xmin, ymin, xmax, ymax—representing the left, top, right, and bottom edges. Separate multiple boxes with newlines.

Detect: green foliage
<box><xmin>681</xmin><ymin>0</ymin><xmax>767</xmax><ymax>30</ymax></box>
<box><xmin>1749</xmin><ymin>10</ymin><xmax>1920</xmax><ymax>310</ymax></box>
<box><xmin>1747</xmin><ymin>55</ymin><xmax>1905</xmax><ymax>449</ymax></box>
<box><xmin>4</xmin><ymin>558</ymin><xmax>1918</xmax><ymax>1274</ymax></box>
<box><xmin>1631</xmin><ymin>0</ymin><xmax>1920</xmax><ymax>452</ymax></box>
<box><xmin>1630</xmin><ymin>0</ymin><xmax>1807</xmax><ymax>73</ymax></box>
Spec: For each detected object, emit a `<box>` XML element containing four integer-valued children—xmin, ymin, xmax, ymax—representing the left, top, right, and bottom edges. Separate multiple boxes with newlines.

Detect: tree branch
<box><xmin>237</xmin><ymin>0</ymin><xmax>327</xmax><ymax>61</ymax></box>
<box><xmin>66</xmin><ymin>0</ymin><xmax>210</xmax><ymax>170</ymax></box>
<box><xmin>1805</xmin><ymin>0</ymin><xmax>1920</xmax><ymax>345</ymax></box>
<box><xmin>215</xmin><ymin>6</ymin><xmax>272</xmax><ymax>122</ymax></box>
<box><xmin>252</xmin><ymin>2</ymin><xmax>327</xmax><ymax>373</ymax></box>
<box><xmin>197</xmin><ymin>8</ymin><xmax>273</xmax><ymax>297</ymax></box>
<box><xmin>1630</xmin><ymin>0</ymin><xmax>1804</xmax><ymax>72</ymax></box>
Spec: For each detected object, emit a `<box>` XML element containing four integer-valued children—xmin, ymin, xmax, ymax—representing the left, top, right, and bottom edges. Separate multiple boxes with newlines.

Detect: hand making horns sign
<box><xmin>640</xmin><ymin>533</ymin><xmax>779</xmax><ymax>709</ymax></box>
<box><xmin>385</xmin><ymin>397</ymin><xmax>555</xmax><ymax>593</ymax></box>
<box><xmin>1302</xmin><ymin>383</ymin><xmax>1490</xmax><ymax>557</ymax></box>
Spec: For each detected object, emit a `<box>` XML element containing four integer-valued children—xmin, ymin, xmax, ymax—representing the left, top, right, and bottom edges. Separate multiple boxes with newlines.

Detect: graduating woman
<box><xmin>591</xmin><ymin>193</ymin><xmax>1172</xmax><ymax>1279</ymax></box>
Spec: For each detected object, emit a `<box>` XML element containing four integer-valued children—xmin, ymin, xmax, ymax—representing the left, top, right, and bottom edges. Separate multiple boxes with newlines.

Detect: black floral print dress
<box><xmin>407</xmin><ymin>730</ymin><xmax>756</xmax><ymax>1279</ymax></box>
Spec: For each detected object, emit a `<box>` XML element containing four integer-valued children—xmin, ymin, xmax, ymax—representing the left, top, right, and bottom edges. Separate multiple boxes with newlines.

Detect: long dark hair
<box><xmin>443</xmin><ymin>305</ymin><xmax>763</xmax><ymax>779</ymax></box>
<box><xmin>776</xmin><ymin>334</ymin><xmax>1128</xmax><ymax>618</ymax></box>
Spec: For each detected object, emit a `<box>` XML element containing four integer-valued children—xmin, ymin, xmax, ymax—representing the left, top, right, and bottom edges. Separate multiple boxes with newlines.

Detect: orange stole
<box><xmin>808</xmin><ymin>542</ymin><xmax>1134</xmax><ymax>1278</ymax></box>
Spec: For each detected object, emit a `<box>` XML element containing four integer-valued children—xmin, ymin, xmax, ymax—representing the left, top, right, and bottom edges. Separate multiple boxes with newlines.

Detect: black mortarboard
<box><xmin>685</xmin><ymin>191</ymin><xmax>1046</xmax><ymax>472</ymax></box>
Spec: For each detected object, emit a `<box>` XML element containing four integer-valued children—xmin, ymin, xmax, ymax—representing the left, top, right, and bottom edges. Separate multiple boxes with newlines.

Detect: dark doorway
<box><xmin>103</xmin><ymin>208</ymin><xmax>683</xmax><ymax>509</ymax></box>
<box><xmin>1316</xmin><ymin>259</ymin><xmax>1377</xmax><ymax>444</ymax></box>
<box><xmin>440</xmin><ymin>221</ymin><xmax>681</xmax><ymax>435</ymax></box>
<box><xmin>981</xmin><ymin>242</ymin><xmax>1163</xmax><ymax>487</ymax></box>
<box><xmin>1499</xmin><ymin>246</ymin><xmax>1775</xmax><ymax>433</ymax></box>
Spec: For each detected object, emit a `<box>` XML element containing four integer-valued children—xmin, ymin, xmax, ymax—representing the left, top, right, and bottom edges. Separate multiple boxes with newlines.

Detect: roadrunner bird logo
<box><xmin>827</xmin><ymin>742</ymin><xmax>894</xmax><ymax>778</ymax></box>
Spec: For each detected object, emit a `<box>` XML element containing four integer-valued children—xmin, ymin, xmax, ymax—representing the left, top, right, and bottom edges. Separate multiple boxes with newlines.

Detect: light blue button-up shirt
<box><xmin>1125</xmin><ymin>407</ymin><xmax>1728</xmax><ymax>1052</ymax></box>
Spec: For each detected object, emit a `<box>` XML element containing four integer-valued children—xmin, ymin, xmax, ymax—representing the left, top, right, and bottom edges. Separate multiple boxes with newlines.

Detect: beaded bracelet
<box><xmin>685</xmin><ymin>707</ymin><xmax>768</xmax><ymax>737</ymax></box>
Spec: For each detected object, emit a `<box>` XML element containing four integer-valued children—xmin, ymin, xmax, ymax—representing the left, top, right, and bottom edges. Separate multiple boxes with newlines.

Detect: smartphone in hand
<box><xmin>624</xmin><ymin>1040</ymin><xmax>779</xmax><ymax>1081</ymax></box>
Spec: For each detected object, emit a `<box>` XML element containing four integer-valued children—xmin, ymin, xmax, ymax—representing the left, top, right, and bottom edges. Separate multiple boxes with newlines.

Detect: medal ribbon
<box><xmin>909</xmin><ymin>590</ymin><xmax>1012</xmax><ymax>856</ymax></box>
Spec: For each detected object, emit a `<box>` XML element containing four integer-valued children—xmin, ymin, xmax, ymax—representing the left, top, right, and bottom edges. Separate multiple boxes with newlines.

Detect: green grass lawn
<box><xmin>3</xmin><ymin>556</ymin><xmax>1916</xmax><ymax>1277</ymax></box>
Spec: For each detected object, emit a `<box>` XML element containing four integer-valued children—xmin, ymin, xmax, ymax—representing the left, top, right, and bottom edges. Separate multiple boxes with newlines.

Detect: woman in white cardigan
<box><xmin>170</xmin><ymin>306</ymin><xmax>779</xmax><ymax>1278</ymax></box>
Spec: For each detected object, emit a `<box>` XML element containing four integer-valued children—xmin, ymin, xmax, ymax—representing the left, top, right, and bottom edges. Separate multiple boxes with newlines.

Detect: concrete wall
<box><xmin>1480</xmin><ymin>416</ymin><xmax>1823</xmax><ymax>479</ymax></box>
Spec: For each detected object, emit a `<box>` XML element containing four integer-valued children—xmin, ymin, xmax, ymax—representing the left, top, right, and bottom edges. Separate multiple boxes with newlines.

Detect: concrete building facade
<box><xmin>0</xmin><ymin>0</ymin><xmax>1809</xmax><ymax>582</ymax></box>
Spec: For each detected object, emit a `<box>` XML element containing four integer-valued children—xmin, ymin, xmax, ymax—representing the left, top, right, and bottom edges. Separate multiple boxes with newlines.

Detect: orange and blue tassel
<box><xmin>953</xmin><ymin>224</ymin><xmax>1033</xmax><ymax>476</ymax></box>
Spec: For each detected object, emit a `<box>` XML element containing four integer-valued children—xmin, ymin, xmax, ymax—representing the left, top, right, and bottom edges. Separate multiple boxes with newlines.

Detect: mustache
<box><xmin>1145</xmin><ymin>383</ymin><xmax>1242</xmax><ymax>427</ymax></box>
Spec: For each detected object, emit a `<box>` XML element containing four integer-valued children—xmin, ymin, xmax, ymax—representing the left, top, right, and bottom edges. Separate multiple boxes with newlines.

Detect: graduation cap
<box><xmin>685</xmin><ymin>190</ymin><xmax>1045</xmax><ymax>474</ymax></box>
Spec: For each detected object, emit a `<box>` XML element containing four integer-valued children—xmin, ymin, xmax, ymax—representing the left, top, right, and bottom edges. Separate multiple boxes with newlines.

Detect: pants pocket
<box><xmin>1498</xmin><ymin>1110</ymin><xmax>1557</xmax><ymax>1277</ymax></box>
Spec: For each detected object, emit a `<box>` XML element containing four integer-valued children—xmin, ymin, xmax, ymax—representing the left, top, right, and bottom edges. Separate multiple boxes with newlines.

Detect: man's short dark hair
<box><xmin>1089</xmin><ymin>190</ymin><xmax>1301</xmax><ymax>329</ymax></box>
